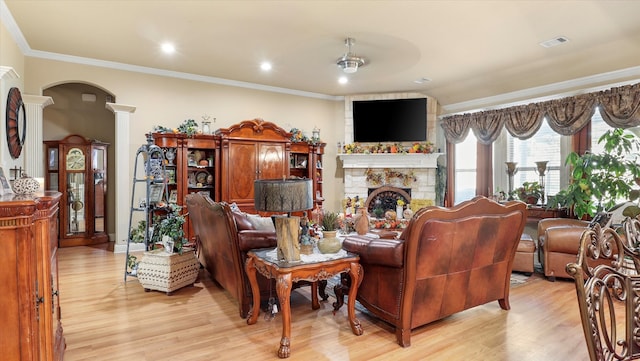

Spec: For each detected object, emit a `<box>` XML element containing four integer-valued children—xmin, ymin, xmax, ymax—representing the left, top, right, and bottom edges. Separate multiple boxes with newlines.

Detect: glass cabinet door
<box><xmin>47</xmin><ymin>147</ymin><xmax>59</xmax><ymax>191</ymax></box>
<box><xmin>67</xmin><ymin>172</ymin><xmax>85</xmax><ymax>235</ymax></box>
<box><xmin>92</xmin><ymin>147</ymin><xmax>106</xmax><ymax>233</ymax></box>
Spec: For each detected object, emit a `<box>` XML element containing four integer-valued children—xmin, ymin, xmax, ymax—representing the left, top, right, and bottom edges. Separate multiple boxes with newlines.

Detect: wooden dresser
<box><xmin>0</xmin><ymin>192</ymin><xmax>65</xmax><ymax>361</ymax></box>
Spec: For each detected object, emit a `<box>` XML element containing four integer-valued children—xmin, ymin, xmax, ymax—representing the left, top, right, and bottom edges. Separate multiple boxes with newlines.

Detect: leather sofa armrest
<box><xmin>342</xmin><ymin>235</ymin><xmax>404</xmax><ymax>268</ymax></box>
<box><xmin>544</xmin><ymin>226</ymin><xmax>587</xmax><ymax>253</ymax></box>
<box><xmin>237</xmin><ymin>230</ymin><xmax>277</xmax><ymax>252</ymax></box>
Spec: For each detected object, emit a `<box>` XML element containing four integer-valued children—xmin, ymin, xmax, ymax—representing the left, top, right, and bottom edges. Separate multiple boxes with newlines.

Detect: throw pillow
<box><xmin>247</xmin><ymin>214</ymin><xmax>276</xmax><ymax>232</ymax></box>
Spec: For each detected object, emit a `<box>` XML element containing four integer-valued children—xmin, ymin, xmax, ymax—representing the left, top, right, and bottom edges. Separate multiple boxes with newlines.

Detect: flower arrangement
<box><xmin>342</xmin><ymin>141</ymin><xmax>434</xmax><ymax>154</ymax></box>
<box><xmin>397</xmin><ymin>199</ymin><xmax>406</xmax><ymax>207</ymax></box>
<box><xmin>289</xmin><ymin>128</ymin><xmax>309</xmax><ymax>143</ymax></box>
<box><xmin>365</xmin><ymin>168</ymin><xmax>417</xmax><ymax>186</ymax></box>
<box><xmin>372</xmin><ymin>218</ymin><xmax>409</xmax><ymax>230</ymax></box>
<box><xmin>152</xmin><ymin>119</ymin><xmax>200</xmax><ymax>137</ymax></box>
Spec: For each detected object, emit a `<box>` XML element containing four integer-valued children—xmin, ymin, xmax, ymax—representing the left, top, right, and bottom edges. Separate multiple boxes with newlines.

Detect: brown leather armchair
<box><xmin>538</xmin><ymin>218</ymin><xmax>590</xmax><ymax>281</ymax></box>
<box><xmin>187</xmin><ymin>193</ymin><xmax>278</xmax><ymax>318</ymax></box>
<box><xmin>342</xmin><ymin>196</ymin><xmax>527</xmax><ymax>347</ymax></box>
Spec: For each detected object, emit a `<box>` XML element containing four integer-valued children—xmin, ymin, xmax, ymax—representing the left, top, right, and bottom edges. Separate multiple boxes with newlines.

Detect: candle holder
<box><xmin>505</xmin><ymin>162</ymin><xmax>518</xmax><ymax>198</ymax></box>
<box><xmin>535</xmin><ymin>161</ymin><xmax>548</xmax><ymax>204</ymax></box>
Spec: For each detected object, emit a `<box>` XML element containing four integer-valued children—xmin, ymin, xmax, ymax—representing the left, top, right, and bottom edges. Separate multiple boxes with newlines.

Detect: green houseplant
<box><xmin>321</xmin><ymin>210</ymin><xmax>339</xmax><ymax>231</ymax></box>
<box><xmin>150</xmin><ymin>204</ymin><xmax>188</xmax><ymax>253</ymax></box>
<box><xmin>318</xmin><ymin>210</ymin><xmax>341</xmax><ymax>254</ymax></box>
<box><xmin>549</xmin><ymin>128</ymin><xmax>640</xmax><ymax>219</ymax></box>
<box><xmin>516</xmin><ymin>181</ymin><xmax>544</xmax><ymax>205</ymax></box>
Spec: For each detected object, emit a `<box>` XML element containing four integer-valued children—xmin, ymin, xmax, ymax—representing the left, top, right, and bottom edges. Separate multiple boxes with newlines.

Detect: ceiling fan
<box><xmin>336</xmin><ymin>37</ymin><xmax>366</xmax><ymax>74</ymax></box>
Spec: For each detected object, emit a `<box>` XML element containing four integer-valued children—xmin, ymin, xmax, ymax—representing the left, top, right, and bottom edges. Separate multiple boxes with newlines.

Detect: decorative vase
<box><xmin>12</xmin><ymin>173</ymin><xmax>40</xmax><ymax>194</ymax></box>
<box><xmin>318</xmin><ymin>230</ymin><xmax>341</xmax><ymax>254</ymax></box>
<box><xmin>396</xmin><ymin>205</ymin><xmax>404</xmax><ymax>220</ymax></box>
<box><xmin>354</xmin><ymin>209</ymin><xmax>369</xmax><ymax>235</ymax></box>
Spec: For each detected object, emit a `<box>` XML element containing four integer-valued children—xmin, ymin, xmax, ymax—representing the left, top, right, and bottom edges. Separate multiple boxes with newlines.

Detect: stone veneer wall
<box><xmin>343</xmin><ymin>167</ymin><xmax>437</xmax><ymax>202</ymax></box>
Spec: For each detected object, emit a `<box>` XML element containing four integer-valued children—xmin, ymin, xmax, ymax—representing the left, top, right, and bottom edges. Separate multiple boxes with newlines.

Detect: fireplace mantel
<box><xmin>338</xmin><ymin>153</ymin><xmax>443</xmax><ymax>169</ymax></box>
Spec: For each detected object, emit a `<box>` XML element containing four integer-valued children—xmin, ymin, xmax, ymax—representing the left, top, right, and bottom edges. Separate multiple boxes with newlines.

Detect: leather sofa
<box><xmin>538</xmin><ymin>218</ymin><xmax>590</xmax><ymax>280</ymax></box>
<box><xmin>342</xmin><ymin>196</ymin><xmax>527</xmax><ymax>347</ymax></box>
<box><xmin>187</xmin><ymin>193</ymin><xmax>278</xmax><ymax>318</ymax></box>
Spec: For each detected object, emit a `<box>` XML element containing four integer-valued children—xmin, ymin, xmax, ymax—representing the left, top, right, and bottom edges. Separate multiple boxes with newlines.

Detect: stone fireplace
<box><xmin>339</xmin><ymin>153</ymin><xmax>443</xmax><ymax>211</ymax></box>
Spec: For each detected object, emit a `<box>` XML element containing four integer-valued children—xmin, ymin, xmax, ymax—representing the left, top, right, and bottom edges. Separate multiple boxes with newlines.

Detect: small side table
<box><xmin>245</xmin><ymin>248</ymin><xmax>364</xmax><ymax>358</ymax></box>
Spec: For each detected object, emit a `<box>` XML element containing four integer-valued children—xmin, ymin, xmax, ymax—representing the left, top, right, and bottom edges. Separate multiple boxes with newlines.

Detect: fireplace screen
<box><xmin>365</xmin><ymin>186</ymin><xmax>411</xmax><ymax>214</ymax></box>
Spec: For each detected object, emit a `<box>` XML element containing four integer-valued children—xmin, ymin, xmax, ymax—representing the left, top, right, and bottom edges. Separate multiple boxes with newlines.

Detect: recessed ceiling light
<box><xmin>338</xmin><ymin>76</ymin><xmax>348</xmax><ymax>84</ymax></box>
<box><xmin>539</xmin><ymin>36</ymin><xmax>569</xmax><ymax>48</ymax></box>
<box><xmin>413</xmin><ymin>77</ymin><xmax>432</xmax><ymax>84</ymax></box>
<box><xmin>260</xmin><ymin>62</ymin><xmax>272</xmax><ymax>71</ymax></box>
<box><xmin>161</xmin><ymin>42</ymin><xmax>175</xmax><ymax>54</ymax></box>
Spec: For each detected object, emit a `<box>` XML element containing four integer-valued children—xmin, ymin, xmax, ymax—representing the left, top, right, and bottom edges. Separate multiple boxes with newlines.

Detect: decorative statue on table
<box><xmin>354</xmin><ymin>208</ymin><xmax>369</xmax><ymax>235</ymax></box>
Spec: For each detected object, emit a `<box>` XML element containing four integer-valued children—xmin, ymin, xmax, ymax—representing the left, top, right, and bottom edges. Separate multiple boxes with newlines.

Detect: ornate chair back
<box><xmin>566</xmin><ymin>218</ymin><xmax>640</xmax><ymax>361</ymax></box>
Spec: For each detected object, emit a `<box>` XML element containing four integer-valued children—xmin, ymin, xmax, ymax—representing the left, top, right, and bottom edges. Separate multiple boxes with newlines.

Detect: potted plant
<box><xmin>150</xmin><ymin>204</ymin><xmax>188</xmax><ymax>253</ymax></box>
<box><xmin>549</xmin><ymin>128</ymin><xmax>640</xmax><ymax>219</ymax></box>
<box><xmin>318</xmin><ymin>210</ymin><xmax>341</xmax><ymax>254</ymax></box>
<box><xmin>516</xmin><ymin>181</ymin><xmax>544</xmax><ymax>205</ymax></box>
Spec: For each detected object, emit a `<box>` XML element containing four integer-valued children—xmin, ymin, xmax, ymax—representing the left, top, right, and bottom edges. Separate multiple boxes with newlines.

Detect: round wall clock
<box><xmin>5</xmin><ymin>87</ymin><xmax>27</xmax><ymax>159</ymax></box>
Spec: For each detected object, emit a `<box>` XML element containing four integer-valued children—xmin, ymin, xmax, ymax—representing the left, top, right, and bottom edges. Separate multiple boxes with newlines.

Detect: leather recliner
<box><xmin>538</xmin><ymin>218</ymin><xmax>590</xmax><ymax>280</ymax></box>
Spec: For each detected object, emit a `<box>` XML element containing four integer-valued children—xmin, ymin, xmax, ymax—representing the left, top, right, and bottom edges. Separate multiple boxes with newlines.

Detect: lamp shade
<box><xmin>254</xmin><ymin>179</ymin><xmax>313</xmax><ymax>213</ymax></box>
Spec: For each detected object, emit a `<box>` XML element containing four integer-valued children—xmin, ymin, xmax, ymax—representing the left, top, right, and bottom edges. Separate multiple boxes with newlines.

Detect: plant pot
<box><xmin>300</xmin><ymin>244</ymin><xmax>314</xmax><ymax>255</ymax></box>
<box><xmin>318</xmin><ymin>230</ymin><xmax>341</xmax><ymax>254</ymax></box>
<box><xmin>525</xmin><ymin>196</ymin><xmax>539</xmax><ymax>205</ymax></box>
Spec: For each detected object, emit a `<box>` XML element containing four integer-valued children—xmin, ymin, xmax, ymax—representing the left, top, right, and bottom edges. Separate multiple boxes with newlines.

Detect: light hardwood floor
<box><xmin>58</xmin><ymin>245</ymin><xmax>589</xmax><ymax>361</ymax></box>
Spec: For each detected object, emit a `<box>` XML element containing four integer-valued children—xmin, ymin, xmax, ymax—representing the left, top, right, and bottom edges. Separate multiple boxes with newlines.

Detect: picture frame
<box><xmin>187</xmin><ymin>153</ymin><xmax>197</xmax><ymax>167</ymax></box>
<box><xmin>148</xmin><ymin>184</ymin><xmax>164</xmax><ymax>204</ymax></box>
<box><xmin>168</xmin><ymin>189</ymin><xmax>178</xmax><ymax>204</ymax></box>
<box><xmin>0</xmin><ymin>167</ymin><xmax>14</xmax><ymax>196</ymax></box>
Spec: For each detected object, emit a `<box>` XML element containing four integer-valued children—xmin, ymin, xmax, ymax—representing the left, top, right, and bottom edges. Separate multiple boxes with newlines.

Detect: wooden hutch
<box><xmin>216</xmin><ymin>119</ymin><xmax>292</xmax><ymax>213</ymax></box>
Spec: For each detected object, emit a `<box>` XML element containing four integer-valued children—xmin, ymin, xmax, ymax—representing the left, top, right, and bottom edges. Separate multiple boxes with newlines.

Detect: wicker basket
<box><xmin>137</xmin><ymin>248</ymin><xmax>200</xmax><ymax>295</ymax></box>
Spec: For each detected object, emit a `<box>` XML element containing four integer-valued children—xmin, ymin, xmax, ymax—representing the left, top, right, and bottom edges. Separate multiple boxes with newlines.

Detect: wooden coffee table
<box><xmin>245</xmin><ymin>248</ymin><xmax>364</xmax><ymax>358</ymax></box>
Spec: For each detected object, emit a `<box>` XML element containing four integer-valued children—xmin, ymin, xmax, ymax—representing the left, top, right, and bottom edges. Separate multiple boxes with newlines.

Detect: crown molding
<box><xmin>0</xmin><ymin>66</ymin><xmax>19</xmax><ymax>80</ymax></box>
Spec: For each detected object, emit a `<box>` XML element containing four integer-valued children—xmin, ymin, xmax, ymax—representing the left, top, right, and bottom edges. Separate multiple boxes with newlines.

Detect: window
<box><xmin>507</xmin><ymin>120</ymin><xmax>562</xmax><ymax>200</ymax></box>
<box><xmin>454</xmin><ymin>134</ymin><xmax>477</xmax><ymax>204</ymax></box>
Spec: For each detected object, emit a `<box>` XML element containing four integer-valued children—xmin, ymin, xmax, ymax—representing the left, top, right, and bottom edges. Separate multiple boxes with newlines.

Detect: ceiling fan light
<box><xmin>342</xmin><ymin>60</ymin><xmax>359</xmax><ymax>73</ymax></box>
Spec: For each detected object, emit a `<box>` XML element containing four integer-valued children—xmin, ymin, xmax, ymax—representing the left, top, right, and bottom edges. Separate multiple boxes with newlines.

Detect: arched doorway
<box><xmin>43</xmin><ymin>82</ymin><xmax>116</xmax><ymax>247</ymax></box>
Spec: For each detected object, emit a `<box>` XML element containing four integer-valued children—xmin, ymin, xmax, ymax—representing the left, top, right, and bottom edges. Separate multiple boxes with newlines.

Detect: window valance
<box><xmin>441</xmin><ymin>82</ymin><xmax>640</xmax><ymax>144</ymax></box>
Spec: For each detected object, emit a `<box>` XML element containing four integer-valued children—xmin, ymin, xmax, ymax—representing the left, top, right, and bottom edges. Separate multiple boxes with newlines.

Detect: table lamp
<box><xmin>254</xmin><ymin>178</ymin><xmax>313</xmax><ymax>262</ymax></box>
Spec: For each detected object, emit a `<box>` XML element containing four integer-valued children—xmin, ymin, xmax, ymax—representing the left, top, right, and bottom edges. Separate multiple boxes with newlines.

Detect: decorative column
<box><xmin>106</xmin><ymin>103</ymin><xmax>136</xmax><ymax>252</ymax></box>
<box><xmin>22</xmin><ymin>95</ymin><xmax>54</xmax><ymax>178</ymax></box>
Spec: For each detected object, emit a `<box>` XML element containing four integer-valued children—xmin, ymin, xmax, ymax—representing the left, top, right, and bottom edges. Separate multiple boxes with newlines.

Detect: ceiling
<box><xmin>3</xmin><ymin>0</ymin><xmax>640</xmax><ymax>113</ymax></box>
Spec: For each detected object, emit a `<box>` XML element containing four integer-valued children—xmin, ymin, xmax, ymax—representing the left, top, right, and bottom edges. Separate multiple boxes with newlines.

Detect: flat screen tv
<box><xmin>352</xmin><ymin>98</ymin><xmax>427</xmax><ymax>143</ymax></box>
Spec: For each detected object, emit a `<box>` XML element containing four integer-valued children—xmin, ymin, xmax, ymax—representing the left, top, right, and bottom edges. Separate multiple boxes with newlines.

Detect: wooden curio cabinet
<box><xmin>152</xmin><ymin>132</ymin><xmax>220</xmax><ymax>242</ymax></box>
<box><xmin>217</xmin><ymin>119</ymin><xmax>291</xmax><ymax>213</ymax></box>
<box><xmin>290</xmin><ymin>142</ymin><xmax>325</xmax><ymax>209</ymax></box>
<box><xmin>0</xmin><ymin>192</ymin><xmax>65</xmax><ymax>361</ymax></box>
<box><xmin>44</xmin><ymin>134</ymin><xmax>109</xmax><ymax>247</ymax></box>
